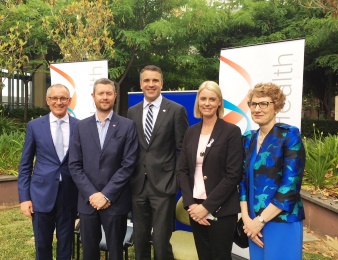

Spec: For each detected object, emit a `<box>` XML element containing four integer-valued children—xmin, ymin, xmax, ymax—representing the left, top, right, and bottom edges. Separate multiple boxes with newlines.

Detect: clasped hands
<box><xmin>188</xmin><ymin>204</ymin><xmax>210</xmax><ymax>226</ymax></box>
<box><xmin>89</xmin><ymin>192</ymin><xmax>111</xmax><ymax>210</ymax></box>
<box><xmin>243</xmin><ymin>217</ymin><xmax>265</xmax><ymax>248</ymax></box>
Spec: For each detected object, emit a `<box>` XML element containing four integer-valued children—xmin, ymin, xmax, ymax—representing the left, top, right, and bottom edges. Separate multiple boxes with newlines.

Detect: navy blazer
<box><xmin>240</xmin><ymin>123</ymin><xmax>306</xmax><ymax>222</ymax></box>
<box><xmin>18</xmin><ymin>114</ymin><xmax>78</xmax><ymax>212</ymax></box>
<box><xmin>178</xmin><ymin>118</ymin><xmax>243</xmax><ymax>217</ymax></box>
<box><xmin>68</xmin><ymin>113</ymin><xmax>138</xmax><ymax>215</ymax></box>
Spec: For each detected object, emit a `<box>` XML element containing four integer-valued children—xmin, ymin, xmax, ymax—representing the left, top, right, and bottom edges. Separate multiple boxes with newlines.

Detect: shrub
<box><xmin>8</xmin><ymin>107</ymin><xmax>49</xmax><ymax>122</ymax></box>
<box><xmin>303</xmin><ymin>126</ymin><xmax>338</xmax><ymax>189</ymax></box>
<box><xmin>0</xmin><ymin>130</ymin><xmax>25</xmax><ymax>176</ymax></box>
<box><xmin>301</xmin><ymin>119</ymin><xmax>338</xmax><ymax>138</ymax></box>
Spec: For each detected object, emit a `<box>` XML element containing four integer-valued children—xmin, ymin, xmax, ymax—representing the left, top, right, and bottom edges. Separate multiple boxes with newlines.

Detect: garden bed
<box><xmin>0</xmin><ymin>175</ymin><xmax>18</xmax><ymax>206</ymax></box>
<box><xmin>301</xmin><ymin>190</ymin><xmax>338</xmax><ymax>239</ymax></box>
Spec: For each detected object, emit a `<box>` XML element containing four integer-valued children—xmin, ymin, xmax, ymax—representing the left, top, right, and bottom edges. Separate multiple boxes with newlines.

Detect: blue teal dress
<box><xmin>240</xmin><ymin>124</ymin><xmax>305</xmax><ymax>260</ymax></box>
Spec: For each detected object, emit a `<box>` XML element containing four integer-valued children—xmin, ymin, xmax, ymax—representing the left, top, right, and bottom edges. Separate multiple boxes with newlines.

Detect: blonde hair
<box><xmin>247</xmin><ymin>82</ymin><xmax>286</xmax><ymax>111</ymax></box>
<box><xmin>194</xmin><ymin>81</ymin><xmax>224</xmax><ymax>118</ymax></box>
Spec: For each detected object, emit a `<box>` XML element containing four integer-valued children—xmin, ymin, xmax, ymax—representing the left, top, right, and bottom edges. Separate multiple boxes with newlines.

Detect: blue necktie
<box><xmin>145</xmin><ymin>104</ymin><xmax>154</xmax><ymax>144</ymax></box>
<box><xmin>55</xmin><ymin>119</ymin><xmax>64</xmax><ymax>162</ymax></box>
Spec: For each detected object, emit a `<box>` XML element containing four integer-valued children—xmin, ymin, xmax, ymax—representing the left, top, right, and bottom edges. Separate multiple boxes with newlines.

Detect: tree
<box><xmin>107</xmin><ymin>0</ymin><xmax>234</xmax><ymax>114</ymax></box>
<box><xmin>0</xmin><ymin>0</ymin><xmax>53</xmax><ymax>122</ymax></box>
<box><xmin>297</xmin><ymin>0</ymin><xmax>338</xmax><ymax>18</ymax></box>
<box><xmin>42</xmin><ymin>0</ymin><xmax>115</xmax><ymax>62</ymax></box>
<box><xmin>197</xmin><ymin>0</ymin><xmax>338</xmax><ymax>119</ymax></box>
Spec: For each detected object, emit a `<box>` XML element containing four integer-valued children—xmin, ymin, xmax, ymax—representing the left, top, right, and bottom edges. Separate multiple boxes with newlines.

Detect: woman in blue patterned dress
<box><xmin>239</xmin><ymin>82</ymin><xmax>305</xmax><ymax>260</ymax></box>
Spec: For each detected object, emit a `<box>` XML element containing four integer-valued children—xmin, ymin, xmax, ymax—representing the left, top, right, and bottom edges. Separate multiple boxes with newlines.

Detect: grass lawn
<box><xmin>0</xmin><ymin>207</ymin><xmax>331</xmax><ymax>260</ymax></box>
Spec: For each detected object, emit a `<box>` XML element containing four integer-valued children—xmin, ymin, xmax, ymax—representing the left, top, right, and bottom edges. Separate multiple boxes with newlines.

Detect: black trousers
<box><xmin>132</xmin><ymin>178</ymin><xmax>175</xmax><ymax>260</ymax></box>
<box><xmin>79</xmin><ymin>211</ymin><xmax>127</xmax><ymax>260</ymax></box>
<box><xmin>190</xmin><ymin>213</ymin><xmax>237</xmax><ymax>260</ymax></box>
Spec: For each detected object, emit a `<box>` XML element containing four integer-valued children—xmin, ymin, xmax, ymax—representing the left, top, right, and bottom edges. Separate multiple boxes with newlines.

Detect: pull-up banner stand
<box><xmin>219</xmin><ymin>39</ymin><xmax>305</xmax><ymax>134</ymax></box>
<box><xmin>50</xmin><ymin>60</ymin><xmax>108</xmax><ymax>119</ymax></box>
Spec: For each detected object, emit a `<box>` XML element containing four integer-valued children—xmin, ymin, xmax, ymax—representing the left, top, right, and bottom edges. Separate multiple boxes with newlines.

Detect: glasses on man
<box><xmin>48</xmin><ymin>97</ymin><xmax>69</xmax><ymax>103</ymax></box>
<box><xmin>248</xmin><ymin>101</ymin><xmax>274</xmax><ymax>109</ymax></box>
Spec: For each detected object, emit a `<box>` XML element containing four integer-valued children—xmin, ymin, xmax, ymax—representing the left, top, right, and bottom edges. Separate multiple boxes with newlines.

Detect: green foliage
<box><xmin>0</xmin><ymin>208</ymin><xmax>331</xmax><ymax>259</ymax></box>
<box><xmin>0</xmin><ymin>131</ymin><xmax>25</xmax><ymax>176</ymax></box>
<box><xmin>7</xmin><ymin>107</ymin><xmax>49</xmax><ymax>122</ymax></box>
<box><xmin>0</xmin><ymin>107</ymin><xmax>25</xmax><ymax>135</ymax></box>
<box><xmin>301</xmin><ymin>119</ymin><xmax>338</xmax><ymax>138</ymax></box>
<box><xmin>303</xmin><ymin>126</ymin><xmax>338</xmax><ymax>189</ymax></box>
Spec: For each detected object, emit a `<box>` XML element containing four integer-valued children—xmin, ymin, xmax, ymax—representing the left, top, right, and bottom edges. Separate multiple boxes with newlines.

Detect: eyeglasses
<box><xmin>248</xmin><ymin>101</ymin><xmax>274</xmax><ymax>109</ymax></box>
<box><xmin>48</xmin><ymin>97</ymin><xmax>69</xmax><ymax>103</ymax></box>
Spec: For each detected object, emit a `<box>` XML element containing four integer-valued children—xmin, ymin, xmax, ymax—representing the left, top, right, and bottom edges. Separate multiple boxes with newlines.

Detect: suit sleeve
<box><xmin>101</xmin><ymin>121</ymin><xmax>138</xmax><ymax>200</ymax></box>
<box><xmin>68</xmin><ymin>122</ymin><xmax>98</xmax><ymax>202</ymax></box>
<box><xmin>174</xmin><ymin>105</ymin><xmax>188</xmax><ymax>163</ymax></box>
<box><xmin>177</xmin><ymin>129</ymin><xmax>195</xmax><ymax>208</ymax></box>
<box><xmin>272</xmin><ymin>127</ymin><xmax>305</xmax><ymax>212</ymax></box>
<box><xmin>18</xmin><ymin>122</ymin><xmax>36</xmax><ymax>202</ymax></box>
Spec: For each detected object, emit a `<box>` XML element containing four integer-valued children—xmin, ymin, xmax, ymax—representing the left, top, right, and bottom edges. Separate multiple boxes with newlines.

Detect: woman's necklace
<box><xmin>258</xmin><ymin>132</ymin><xmax>266</xmax><ymax>145</ymax></box>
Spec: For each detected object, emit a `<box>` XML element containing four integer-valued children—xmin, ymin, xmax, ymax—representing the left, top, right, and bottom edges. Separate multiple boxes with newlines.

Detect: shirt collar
<box><xmin>95</xmin><ymin>110</ymin><xmax>114</xmax><ymax>122</ymax></box>
<box><xmin>49</xmin><ymin>112</ymin><xmax>69</xmax><ymax>123</ymax></box>
<box><xmin>143</xmin><ymin>95</ymin><xmax>162</xmax><ymax>109</ymax></box>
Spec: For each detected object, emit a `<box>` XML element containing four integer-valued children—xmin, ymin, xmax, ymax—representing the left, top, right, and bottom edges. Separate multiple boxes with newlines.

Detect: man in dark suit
<box><xmin>69</xmin><ymin>78</ymin><xmax>138</xmax><ymax>260</ymax></box>
<box><xmin>127</xmin><ymin>65</ymin><xmax>188</xmax><ymax>260</ymax></box>
<box><xmin>18</xmin><ymin>84</ymin><xmax>78</xmax><ymax>260</ymax></box>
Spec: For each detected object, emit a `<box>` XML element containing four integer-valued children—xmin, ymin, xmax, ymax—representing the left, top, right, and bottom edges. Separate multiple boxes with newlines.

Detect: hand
<box><xmin>20</xmin><ymin>201</ymin><xmax>34</xmax><ymax>219</ymax></box>
<box><xmin>89</xmin><ymin>192</ymin><xmax>107</xmax><ymax>210</ymax></box>
<box><xmin>243</xmin><ymin>217</ymin><xmax>265</xmax><ymax>245</ymax></box>
<box><xmin>100</xmin><ymin>201</ymin><xmax>111</xmax><ymax>210</ymax></box>
<box><xmin>251</xmin><ymin>233</ymin><xmax>264</xmax><ymax>248</ymax></box>
<box><xmin>188</xmin><ymin>204</ymin><xmax>208</xmax><ymax>222</ymax></box>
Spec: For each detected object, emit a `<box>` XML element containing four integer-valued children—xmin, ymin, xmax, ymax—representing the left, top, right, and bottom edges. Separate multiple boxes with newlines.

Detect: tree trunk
<box><xmin>323</xmin><ymin>71</ymin><xmax>334</xmax><ymax>119</ymax></box>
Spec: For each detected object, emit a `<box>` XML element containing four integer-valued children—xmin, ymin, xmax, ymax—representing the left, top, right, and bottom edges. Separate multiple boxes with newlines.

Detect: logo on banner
<box><xmin>50</xmin><ymin>64</ymin><xmax>77</xmax><ymax>118</ymax></box>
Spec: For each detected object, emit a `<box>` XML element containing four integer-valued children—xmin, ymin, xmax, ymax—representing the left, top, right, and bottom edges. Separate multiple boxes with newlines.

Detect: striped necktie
<box><xmin>145</xmin><ymin>104</ymin><xmax>154</xmax><ymax>144</ymax></box>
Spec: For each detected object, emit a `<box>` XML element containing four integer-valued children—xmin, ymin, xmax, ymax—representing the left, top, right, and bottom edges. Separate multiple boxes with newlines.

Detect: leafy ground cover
<box><xmin>0</xmin><ymin>206</ymin><xmax>334</xmax><ymax>259</ymax></box>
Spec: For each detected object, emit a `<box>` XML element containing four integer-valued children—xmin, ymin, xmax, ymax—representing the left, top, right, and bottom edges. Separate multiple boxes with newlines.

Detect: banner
<box><xmin>219</xmin><ymin>39</ymin><xmax>305</xmax><ymax>134</ymax></box>
<box><xmin>50</xmin><ymin>60</ymin><xmax>108</xmax><ymax>119</ymax></box>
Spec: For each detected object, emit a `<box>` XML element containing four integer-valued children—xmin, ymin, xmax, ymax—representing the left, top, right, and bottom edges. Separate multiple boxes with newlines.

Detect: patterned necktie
<box><xmin>145</xmin><ymin>104</ymin><xmax>154</xmax><ymax>144</ymax></box>
<box><xmin>55</xmin><ymin>119</ymin><xmax>64</xmax><ymax>161</ymax></box>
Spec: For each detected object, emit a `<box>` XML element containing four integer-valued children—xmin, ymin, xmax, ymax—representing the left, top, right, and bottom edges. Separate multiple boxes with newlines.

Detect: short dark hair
<box><xmin>93</xmin><ymin>78</ymin><xmax>116</xmax><ymax>93</ymax></box>
<box><xmin>140</xmin><ymin>65</ymin><xmax>163</xmax><ymax>83</ymax></box>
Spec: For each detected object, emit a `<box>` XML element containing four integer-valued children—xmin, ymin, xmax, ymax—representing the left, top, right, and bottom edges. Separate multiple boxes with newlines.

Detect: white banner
<box><xmin>219</xmin><ymin>39</ymin><xmax>305</xmax><ymax>134</ymax></box>
<box><xmin>50</xmin><ymin>60</ymin><xmax>108</xmax><ymax>119</ymax></box>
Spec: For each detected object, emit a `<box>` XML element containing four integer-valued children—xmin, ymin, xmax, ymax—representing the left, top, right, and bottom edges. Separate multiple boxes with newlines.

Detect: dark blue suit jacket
<box><xmin>18</xmin><ymin>114</ymin><xmax>78</xmax><ymax>212</ymax></box>
<box><xmin>68</xmin><ymin>113</ymin><xmax>138</xmax><ymax>215</ymax></box>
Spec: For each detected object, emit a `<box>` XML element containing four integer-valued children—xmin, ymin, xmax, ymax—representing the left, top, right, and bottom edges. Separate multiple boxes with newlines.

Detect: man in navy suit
<box><xmin>18</xmin><ymin>84</ymin><xmax>78</xmax><ymax>260</ymax></box>
<box><xmin>69</xmin><ymin>78</ymin><xmax>138</xmax><ymax>260</ymax></box>
<box><xmin>127</xmin><ymin>65</ymin><xmax>188</xmax><ymax>260</ymax></box>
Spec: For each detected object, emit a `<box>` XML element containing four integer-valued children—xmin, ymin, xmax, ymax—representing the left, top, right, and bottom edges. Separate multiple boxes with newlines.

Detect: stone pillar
<box><xmin>33</xmin><ymin>59</ymin><xmax>47</xmax><ymax>108</ymax></box>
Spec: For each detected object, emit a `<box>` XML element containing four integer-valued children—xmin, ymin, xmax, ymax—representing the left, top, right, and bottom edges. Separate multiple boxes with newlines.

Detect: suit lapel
<box><xmin>41</xmin><ymin>114</ymin><xmax>57</xmax><ymax>159</ymax></box>
<box><xmin>134</xmin><ymin>102</ymin><xmax>147</xmax><ymax>149</ymax></box>
<box><xmin>88</xmin><ymin>115</ymin><xmax>101</xmax><ymax>150</ymax></box>
<box><xmin>190</xmin><ymin>123</ymin><xmax>202</xmax><ymax>167</ymax></box>
<box><xmin>102</xmin><ymin>113</ymin><xmax>119</xmax><ymax>151</ymax></box>
<box><xmin>147</xmin><ymin>98</ymin><xmax>170</xmax><ymax>147</ymax></box>
<box><xmin>204</xmin><ymin>119</ymin><xmax>224</xmax><ymax>160</ymax></box>
<box><xmin>64</xmin><ymin>117</ymin><xmax>77</xmax><ymax>158</ymax></box>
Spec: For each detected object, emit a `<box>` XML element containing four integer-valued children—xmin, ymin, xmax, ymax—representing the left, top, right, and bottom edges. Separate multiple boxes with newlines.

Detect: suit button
<box><xmin>203</xmin><ymin>176</ymin><xmax>207</xmax><ymax>180</ymax></box>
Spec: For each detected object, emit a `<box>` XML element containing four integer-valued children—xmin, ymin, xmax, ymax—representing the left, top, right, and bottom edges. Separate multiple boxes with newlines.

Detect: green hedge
<box><xmin>0</xmin><ymin>104</ymin><xmax>49</xmax><ymax>122</ymax></box>
<box><xmin>301</xmin><ymin>119</ymin><xmax>338</xmax><ymax>138</ymax></box>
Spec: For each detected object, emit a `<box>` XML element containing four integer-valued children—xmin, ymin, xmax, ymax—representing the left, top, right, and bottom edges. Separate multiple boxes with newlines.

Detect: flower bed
<box><xmin>0</xmin><ymin>175</ymin><xmax>18</xmax><ymax>206</ymax></box>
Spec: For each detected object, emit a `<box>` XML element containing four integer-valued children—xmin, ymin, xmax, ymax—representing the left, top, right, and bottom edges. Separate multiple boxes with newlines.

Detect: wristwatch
<box><xmin>258</xmin><ymin>214</ymin><xmax>265</xmax><ymax>224</ymax></box>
